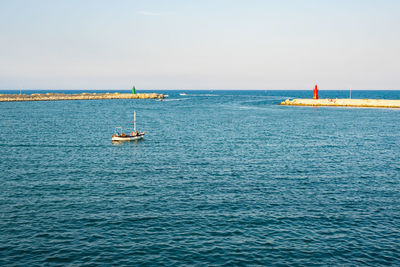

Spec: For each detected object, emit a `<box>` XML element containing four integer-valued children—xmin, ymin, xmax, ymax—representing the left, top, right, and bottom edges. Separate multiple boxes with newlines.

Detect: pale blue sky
<box><xmin>0</xmin><ymin>0</ymin><xmax>399</xmax><ymax>90</ymax></box>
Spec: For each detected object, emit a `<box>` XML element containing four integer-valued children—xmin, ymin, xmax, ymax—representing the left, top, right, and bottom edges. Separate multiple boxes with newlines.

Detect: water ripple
<box><xmin>1</xmin><ymin>90</ymin><xmax>400</xmax><ymax>265</ymax></box>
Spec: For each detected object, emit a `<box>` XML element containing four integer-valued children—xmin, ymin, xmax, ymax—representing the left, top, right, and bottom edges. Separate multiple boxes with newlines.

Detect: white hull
<box><xmin>112</xmin><ymin>135</ymin><xmax>144</xmax><ymax>141</ymax></box>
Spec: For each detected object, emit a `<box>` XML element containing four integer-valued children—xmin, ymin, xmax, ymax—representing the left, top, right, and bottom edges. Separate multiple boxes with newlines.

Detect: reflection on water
<box><xmin>112</xmin><ymin>139</ymin><xmax>144</xmax><ymax>146</ymax></box>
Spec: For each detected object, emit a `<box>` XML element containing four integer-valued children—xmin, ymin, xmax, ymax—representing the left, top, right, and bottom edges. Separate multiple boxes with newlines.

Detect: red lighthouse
<box><xmin>313</xmin><ymin>84</ymin><xmax>319</xmax><ymax>99</ymax></box>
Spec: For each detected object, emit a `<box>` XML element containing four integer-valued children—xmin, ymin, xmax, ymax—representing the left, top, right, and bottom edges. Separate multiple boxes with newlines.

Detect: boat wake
<box><xmin>185</xmin><ymin>94</ymin><xmax>219</xmax><ymax>97</ymax></box>
<box><xmin>163</xmin><ymin>98</ymin><xmax>189</xmax><ymax>102</ymax></box>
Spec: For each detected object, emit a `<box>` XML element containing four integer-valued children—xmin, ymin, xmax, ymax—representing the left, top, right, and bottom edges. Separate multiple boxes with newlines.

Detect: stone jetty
<box><xmin>0</xmin><ymin>92</ymin><xmax>165</xmax><ymax>102</ymax></box>
<box><xmin>281</xmin><ymin>98</ymin><xmax>400</xmax><ymax>108</ymax></box>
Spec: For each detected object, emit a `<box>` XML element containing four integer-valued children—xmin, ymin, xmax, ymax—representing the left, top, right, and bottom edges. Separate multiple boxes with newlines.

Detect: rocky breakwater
<box><xmin>281</xmin><ymin>98</ymin><xmax>400</xmax><ymax>108</ymax></box>
<box><xmin>0</xmin><ymin>92</ymin><xmax>165</xmax><ymax>102</ymax></box>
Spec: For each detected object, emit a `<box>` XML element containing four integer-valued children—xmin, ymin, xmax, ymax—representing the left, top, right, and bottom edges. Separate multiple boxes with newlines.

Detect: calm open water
<box><xmin>1</xmin><ymin>90</ymin><xmax>400</xmax><ymax>266</ymax></box>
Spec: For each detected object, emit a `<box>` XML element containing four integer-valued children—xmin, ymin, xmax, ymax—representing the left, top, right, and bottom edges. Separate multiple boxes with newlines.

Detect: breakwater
<box><xmin>0</xmin><ymin>92</ymin><xmax>165</xmax><ymax>102</ymax></box>
<box><xmin>281</xmin><ymin>98</ymin><xmax>400</xmax><ymax>108</ymax></box>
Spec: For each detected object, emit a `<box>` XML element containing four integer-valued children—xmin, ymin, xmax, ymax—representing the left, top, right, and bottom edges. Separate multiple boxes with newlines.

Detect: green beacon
<box><xmin>132</xmin><ymin>85</ymin><xmax>136</xmax><ymax>94</ymax></box>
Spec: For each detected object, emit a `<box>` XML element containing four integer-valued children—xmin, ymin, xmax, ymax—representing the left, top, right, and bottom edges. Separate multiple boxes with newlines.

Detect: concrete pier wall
<box><xmin>0</xmin><ymin>92</ymin><xmax>165</xmax><ymax>102</ymax></box>
<box><xmin>281</xmin><ymin>98</ymin><xmax>400</xmax><ymax>108</ymax></box>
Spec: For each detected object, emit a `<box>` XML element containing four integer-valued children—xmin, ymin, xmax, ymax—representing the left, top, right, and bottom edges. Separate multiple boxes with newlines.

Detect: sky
<box><xmin>0</xmin><ymin>0</ymin><xmax>399</xmax><ymax>90</ymax></box>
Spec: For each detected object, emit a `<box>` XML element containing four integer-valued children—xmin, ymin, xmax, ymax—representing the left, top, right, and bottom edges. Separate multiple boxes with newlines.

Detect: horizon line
<box><xmin>2</xmin><ymin>88</ymin><xmax>400</xmax><ymax>91</ymax></box>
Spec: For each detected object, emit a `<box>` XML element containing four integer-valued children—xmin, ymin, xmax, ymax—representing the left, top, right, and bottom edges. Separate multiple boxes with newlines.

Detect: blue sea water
<box><xmin>1</xmin><ymin>90</ymin><xmax>400</xmax><ymax>266</ymax></box>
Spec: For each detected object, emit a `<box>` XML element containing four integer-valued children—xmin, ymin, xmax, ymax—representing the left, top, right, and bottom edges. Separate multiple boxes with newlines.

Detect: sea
<box><xmin>1</xmin><ymin>90</ymin><xmax>399</xmax><ymax>266</ymax></box>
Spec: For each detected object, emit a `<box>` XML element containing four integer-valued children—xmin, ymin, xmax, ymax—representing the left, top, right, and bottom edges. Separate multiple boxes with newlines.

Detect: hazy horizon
<box><xmin>1</xmin><ymin>0</ymin><xmax>399</xmax><ymax>90</ymax></box>
<box><xmin>3</xmin><ymin>88</ymin><xmax>400</xmax><ymax>91</ymax></box>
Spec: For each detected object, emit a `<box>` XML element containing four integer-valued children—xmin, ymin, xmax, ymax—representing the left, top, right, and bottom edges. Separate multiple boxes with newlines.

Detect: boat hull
<box><xmin>112</xmin><ymin>135</ymin><xmax>144</xmax><ymax>141</ymax></box>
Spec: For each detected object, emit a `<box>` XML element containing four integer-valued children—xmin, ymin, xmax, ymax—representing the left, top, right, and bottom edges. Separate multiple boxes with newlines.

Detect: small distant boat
<box><xmin>179</xmin><ymin>93</ymin><xmax>187</xmax><ymax>96</ymax></box>
<box><xmin>112</xmin><ymin>111</ymin><xmax>145</xmax><ymax>141</ymax></box>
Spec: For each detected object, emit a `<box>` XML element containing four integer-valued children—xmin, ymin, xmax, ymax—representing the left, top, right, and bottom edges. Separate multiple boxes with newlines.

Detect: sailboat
<box><xmin>112</xmin><ymin>111</ymin><xmax>146</xmax><ymax>141</ymax></box>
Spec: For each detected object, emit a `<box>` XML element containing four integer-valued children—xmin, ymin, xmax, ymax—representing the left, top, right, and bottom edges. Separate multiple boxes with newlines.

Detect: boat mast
<box><xmin>134</xmin><ymin>111</ymin><xmax>137</xmax><ymax>132</ymax></box>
